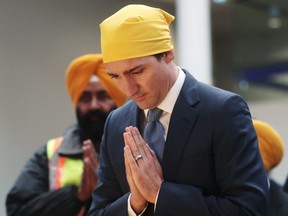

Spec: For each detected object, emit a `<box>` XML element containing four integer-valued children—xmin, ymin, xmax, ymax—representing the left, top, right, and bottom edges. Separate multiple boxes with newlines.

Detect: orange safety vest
<box><xmin>47</xmin><ymin>137</ymin><xmax>85</xmax><ymax>216</ymax></box>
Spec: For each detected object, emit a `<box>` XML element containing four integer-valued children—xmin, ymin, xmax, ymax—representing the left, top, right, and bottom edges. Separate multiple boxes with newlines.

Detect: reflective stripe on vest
<box><xmin>47</xmin><ymin>137</ymin><xmax>85</xmax><ymax>216</ymax></box>
<box><xmin>46</xmin><ymin>137</ymin><xmax>84</xmax><ymax>190</ymax></box>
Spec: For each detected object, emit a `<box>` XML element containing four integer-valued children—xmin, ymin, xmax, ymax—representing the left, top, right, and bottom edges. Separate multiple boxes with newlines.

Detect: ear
<box><xmin>163</xmin><ymin>50</ymin><xmax>174</xmax><ymax>63</ymax></box>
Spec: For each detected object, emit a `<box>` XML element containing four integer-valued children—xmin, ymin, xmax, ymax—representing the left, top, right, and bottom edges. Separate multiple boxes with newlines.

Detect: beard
<box><xmin>76</xmin><ymin>106</ymin><xmax>116</xmax><ymax>148</ymax></box>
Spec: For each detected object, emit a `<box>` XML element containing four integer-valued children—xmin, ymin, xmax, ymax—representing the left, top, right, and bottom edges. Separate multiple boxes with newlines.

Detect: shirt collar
<box><xmin>144</xmin><ymin>66</ymin><xmax>185</xmax><ymax>116</ymax></box>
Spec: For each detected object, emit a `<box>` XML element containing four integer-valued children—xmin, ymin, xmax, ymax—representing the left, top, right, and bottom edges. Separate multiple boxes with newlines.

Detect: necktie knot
<box><xmin>147</xmin><ymin>108</ymin><xmax>163</xmax><ymax>122</ymax></box>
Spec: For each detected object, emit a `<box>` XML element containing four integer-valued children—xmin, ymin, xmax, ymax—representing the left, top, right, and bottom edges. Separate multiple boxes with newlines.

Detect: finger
<box><xmin>124</xmin><ymin>145</ymin><xmax>138</xmax><ymax>190</ymax></box>
<box><xmin>84</xmin><ymin>158</ymin><xmax>92</xmax><ymax>190</ymax></box>
<box><xmin>88</xmin><ymin>147</ymin><xmax>99</xmax><ymax>168</ymax></box>
<box><xmin>124</xmin><ymin>145</ymin><xmax>132</xmax><ymax>177</ymax></box>
<box><xmin>124</xmin><ymin>143</ymin><xmax>141</xmax><ymax>173</ymax></box>
<box><xmin>83</xmin><ymin>140</ymin><xmax>99</xmax><ymax>167</ymax></box>
<box><xmin>124</xmin><ymin>131</ymin><xmax>142</xmax><ymax>161</ymax></box>
<box><xmin>83</xmin><ymin>140</ymin><xmax>94</xmax><ymax>162</ymax></box>
<box><xmin>130</xmin><ymin>127</ymin><xmax>148</xmax><ymax>158</ymax></box>
<box><xmin>85</xmin><ymin>156</ymin><xmax>98</xmax><ymax>175</ymax></box>
<box><xmin>82</xmin><ymin>140</ymin><xmax>89</xmax><ymax>158</ymax></box>
<box><xmin>83</xmin><ymin>139</ymin><xmax>96</xmax><ymax>154</ymax></box>
<box><xmin>84</xmin><ymin>156</ymin><xmax>98</xmax><ymax>191</ymax></box>
<box><xmin>123</xmin><ymin>130</ymin><xmax>130</xmax><ymax>146</ymax></box>
<box><xmin>80</xmin><ymin>159</ymin><xmax>89</xmax><ymax>193</ymax></box>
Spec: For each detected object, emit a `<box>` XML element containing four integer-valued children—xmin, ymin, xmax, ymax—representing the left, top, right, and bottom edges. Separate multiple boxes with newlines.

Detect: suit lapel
<box><xmin>122</xmin><ymin>100</ymin><xmax>144</xmax><ymax>130</ymax></box>
<box><xmin>162</xmin><ymin>72</ymin><xmax>200</xmax><ymax>180</ymax></box>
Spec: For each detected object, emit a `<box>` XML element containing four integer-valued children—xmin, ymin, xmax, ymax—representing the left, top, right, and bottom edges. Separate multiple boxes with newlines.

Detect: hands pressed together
<box><xmin>123</xmin><ymin>126</ymin><xmax>164</xmax><ymax>214</ymax></box>
<box><xmin>76</xmin><ymin>126</ymin><xmax>164</xmax><ymax>213</ymax></box>
<box><xmin>77</xmin><ymin>139</ymin><xmax>99</xmax><ymax>202</ymax></box>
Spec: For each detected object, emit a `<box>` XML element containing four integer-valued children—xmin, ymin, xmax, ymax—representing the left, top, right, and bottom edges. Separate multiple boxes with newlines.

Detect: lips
<box><xmin>133</xmin><ymin>93</ymin><xmax>146</xmax><ymax>102</ymax></box>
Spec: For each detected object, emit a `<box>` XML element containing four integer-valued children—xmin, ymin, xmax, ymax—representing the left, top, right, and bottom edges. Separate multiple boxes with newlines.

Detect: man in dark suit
<box><xmin>89</xmin><ymin>4</ymin><xmax>269</xmax><ymax>216</ymax></box>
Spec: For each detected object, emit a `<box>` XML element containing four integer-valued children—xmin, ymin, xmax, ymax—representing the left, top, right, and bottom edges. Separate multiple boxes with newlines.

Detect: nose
<box><xmin>122</xmin><ymin>78</ymin><xmax>139</xmax><ymax>98</ymax></box>
<box><xmin>89</xmin><ymin>96</ymin><xmax>101</xmax><ymax>110</ymax></box>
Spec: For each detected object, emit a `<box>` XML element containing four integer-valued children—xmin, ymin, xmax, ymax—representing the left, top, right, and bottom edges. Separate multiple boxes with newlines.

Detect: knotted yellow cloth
<box><xmin>100</xmin><ymin>4</ymin><xmax>175</xmax><ymax>63</ymax></box>
<box><xmin>65</xmin><ymin>54</ymin><xmax>127</xmax><ymax>107</ymax></box>
<box><xmin>253</xmin><ymin>119</ymin><xmax>285</xmax><ymax>172</ymax></box>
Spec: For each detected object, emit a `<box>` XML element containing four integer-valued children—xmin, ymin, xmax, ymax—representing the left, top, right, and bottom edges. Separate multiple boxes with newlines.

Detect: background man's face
<box><xmin>76</xmin><ymin>81</ymin><xmax>116</xmax><ymax>143</ymax></box>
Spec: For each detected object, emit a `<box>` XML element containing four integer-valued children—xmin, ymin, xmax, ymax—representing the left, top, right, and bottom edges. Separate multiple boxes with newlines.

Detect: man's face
<box><xmin>105</xmin><ymin>51</ymin><xmax>176</xmax><ymax>110</ymax></box>
<box><xmin>76</xmin><ymin>81</ymin><xmax>116</xmax><ymax>142</ymax></box>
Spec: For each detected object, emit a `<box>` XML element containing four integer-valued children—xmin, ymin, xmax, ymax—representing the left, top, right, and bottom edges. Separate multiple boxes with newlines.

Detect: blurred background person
<box><xmin>6</xmin><ymin>54</ymin><xmax>126</xmax><ymax>216</ymax></box>
<box><xmin>253</xmin><ymin>119</ymin><xmax>288</xmax><ymax>216</ymax></box>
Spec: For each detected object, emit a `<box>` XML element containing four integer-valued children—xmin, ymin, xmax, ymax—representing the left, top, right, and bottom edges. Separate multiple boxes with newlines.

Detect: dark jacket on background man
<box><xmin>270</xmin><ymin>179</ymin><xmax>288</xmax><ymax>216</ymax></box>
<box><xmin>6</xmin><ymin>125</ymin><xmax>92</xmax><ymax>216</ymax></box>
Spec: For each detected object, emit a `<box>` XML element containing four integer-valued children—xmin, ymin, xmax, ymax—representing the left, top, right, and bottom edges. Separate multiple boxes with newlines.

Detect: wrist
<box><xmin>130</xmin><ymin>193</ymin><xmax>147</xmax><ymax>214</ymax></box>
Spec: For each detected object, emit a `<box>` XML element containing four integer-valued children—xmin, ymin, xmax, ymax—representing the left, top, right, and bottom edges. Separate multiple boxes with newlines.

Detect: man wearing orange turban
<box><xmin>253</xmin><ymin>119</ymin><xmax>284</xmax><ymax>173</ymax></box>
<box><xmin>66</xmin><ymin>54</ymin><xmax>126</xmax><ymax>108</ymax></box>
<box><xmin>253</xmin><ymin>119</ymin><xmax>288</xmax><ymax>216</ymax></box>
<box><xmin>6</xmin><ymin>54</ymin><xmax>127</xmax><ymax>216</ymax></box>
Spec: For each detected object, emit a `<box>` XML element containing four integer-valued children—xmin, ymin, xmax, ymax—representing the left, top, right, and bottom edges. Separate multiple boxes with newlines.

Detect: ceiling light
<box><xmin>212</xmin><ymin>0</ymin><xmax>227</xmax><ymax>5</ymax></box>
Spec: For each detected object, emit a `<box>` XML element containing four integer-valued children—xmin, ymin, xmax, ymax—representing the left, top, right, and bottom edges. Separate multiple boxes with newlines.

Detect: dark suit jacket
<box><xmin>89</xmin><ymin>71</ymin><xmax>269</xmax><ymax>216</ymax></box>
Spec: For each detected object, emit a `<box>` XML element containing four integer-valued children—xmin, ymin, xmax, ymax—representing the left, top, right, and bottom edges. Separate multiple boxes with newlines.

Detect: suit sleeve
<box><xmin>155</xmin><ymin>95</ymin><xmax>269</xmax><ymax>216</ymax></box>
<box><xmin>89</xmin><ymin>111</ymin><xmax>131</xmax><ymax>216</ymax></box>
<box><xmin>6</xmin><ymin>145</ymin><xmax>84</xmax><ymax>216</ymax></box>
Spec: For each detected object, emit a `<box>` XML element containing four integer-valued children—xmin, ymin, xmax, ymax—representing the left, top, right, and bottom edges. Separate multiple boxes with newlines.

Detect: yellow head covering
<box><xmin>65</xmin><ymin>54</ymin><xmax>127</xmax><ymax>107</ymax></box>
<box><xmin>100</xmin><ymin>4</ymin><xmax>175</xmax><ymax>63</ymax></box>
<box><xmin>253</xmin><ymin>119</ymin><xmax>285</xmax><ymax>172</ymax></box>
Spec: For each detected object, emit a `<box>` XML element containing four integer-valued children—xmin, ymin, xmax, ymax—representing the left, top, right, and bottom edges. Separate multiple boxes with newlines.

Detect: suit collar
<box><xmin>180</xmin><ymin>69</ymin><xmax>200</xmax><ymax>106</ymax></box>
<box><xmin>162</xmin><ymin>70</ymin><xmax>200</xmax><ymax>179</ymax></box>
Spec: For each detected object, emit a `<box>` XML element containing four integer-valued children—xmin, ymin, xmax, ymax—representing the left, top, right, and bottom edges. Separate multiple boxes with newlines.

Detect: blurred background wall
<box><xmin>1</xmin><ymin>0</ymin><xmax>287</xmax><ymax>215</ymax></box>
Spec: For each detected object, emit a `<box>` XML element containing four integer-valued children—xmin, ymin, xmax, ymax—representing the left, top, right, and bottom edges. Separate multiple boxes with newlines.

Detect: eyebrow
<box><xmin>123</xmin><ymin>65</ymin><xmax>142</xmax><ymax>75</ymax></box>
<box><xmin>107</xmin><ymin>65</ymin><xmax>143</xmax><ymax>76</ymax></box>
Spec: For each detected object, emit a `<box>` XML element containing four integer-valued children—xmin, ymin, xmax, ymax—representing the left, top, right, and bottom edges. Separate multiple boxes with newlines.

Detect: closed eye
<box><xmin>131</xmin><ymin>70</ymin><xmax>143</xmax><ymax>76</ymax></box>
<box><xmin>108</xmin><ymin>73</ymin><xmax>119</xmax><ymax>79</ymax></box>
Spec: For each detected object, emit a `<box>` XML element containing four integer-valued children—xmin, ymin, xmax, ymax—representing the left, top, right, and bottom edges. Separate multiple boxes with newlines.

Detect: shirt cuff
<box><xmin>127</xmin><ymin>193</ymin><xmax>147</xmax><ymax>216</ymax></box>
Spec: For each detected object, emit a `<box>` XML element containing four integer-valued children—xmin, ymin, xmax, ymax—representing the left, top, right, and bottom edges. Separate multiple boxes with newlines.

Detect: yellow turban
<box><xmin>253</xmin><ymin>119</ymin><xmax>285</xmax><ymax>172</ymax></box>
<box><xmin>65</xmin><ymin>54</ymin><xmax>127</xmax><ymax>107</ymax></box>
<box><xmin>100</xmin><ymin>4</ymin><xmax>175</xmax><ymax>63</ymax></box>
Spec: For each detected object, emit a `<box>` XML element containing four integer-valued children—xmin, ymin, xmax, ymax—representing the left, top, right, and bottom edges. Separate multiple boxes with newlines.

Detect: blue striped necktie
<box><xmin>143</xmin><ymin>108</ymin><xmax>165</xmax><ymax>161</ymax></box>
